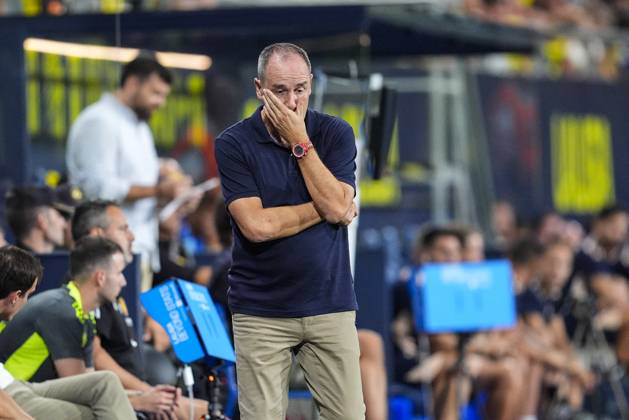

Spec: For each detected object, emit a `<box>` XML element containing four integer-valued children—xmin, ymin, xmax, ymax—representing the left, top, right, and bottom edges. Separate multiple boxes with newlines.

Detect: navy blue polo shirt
<box><xmin>215</xmin><ymin>106</ymin><xmax>358</xmax><ymax>318</ymax></box>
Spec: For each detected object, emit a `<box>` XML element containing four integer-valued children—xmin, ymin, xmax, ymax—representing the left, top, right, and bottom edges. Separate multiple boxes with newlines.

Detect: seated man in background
<box><xmin>0</xmin><ymin>237</ymin><xmax>125</xmax><ymax>382</ymax></box>
<box><xmin>5</xmin><ymin>185</ymin><xmax>67</xmax><ymax>254</ymax></box>
<box><xmin>536</xmin><ymin>239</ymin><xmax>594</xmax><ymax>410</ymax></box>
<box><xmin>391</xmin><ymin>226</ymin><xmax>524</xmax><ymax>420</ymax></box>
<box><xmin>72</xmin><ymin>199</ymin><xmax>208</xmax><ymax>419</ymax></box>
<box><xmin>0</xmin><ymin>244</ymin><xmax>135</xmax><ymax>419</ymax></box>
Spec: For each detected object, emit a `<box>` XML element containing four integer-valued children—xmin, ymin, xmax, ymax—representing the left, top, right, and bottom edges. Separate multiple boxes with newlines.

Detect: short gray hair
<box><xmin>257</xmin><ymin>43</ymin><xmax>311</xmax><ymax>81</ymax></box>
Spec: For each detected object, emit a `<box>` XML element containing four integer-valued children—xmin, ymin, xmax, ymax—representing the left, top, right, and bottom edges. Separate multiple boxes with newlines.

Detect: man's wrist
<box><xmin>291</xmin><ymin>141</ymin><xmax>314</xmax><ymax>159</ymax></box>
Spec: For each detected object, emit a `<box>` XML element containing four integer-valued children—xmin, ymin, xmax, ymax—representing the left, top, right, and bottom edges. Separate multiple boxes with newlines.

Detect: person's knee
<box><xmin>326</xmin><ymin>401</ymin><xmax>366</xmax><ymax>420</ymax></box>
<box><xmin>94</xmin><ymin>370</ymin><xmax>124</xmax><ymax>389</ymax></box>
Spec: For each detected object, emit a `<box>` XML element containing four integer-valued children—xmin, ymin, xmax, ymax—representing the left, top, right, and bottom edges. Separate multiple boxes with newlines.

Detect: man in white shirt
<box><xmin>66</xmin><ymin>55</ymin><xmax>189</xmax><ymax>285</ymax></box>
<box><xmin>0</xmin><ymin>245</ymin><xmax>135</xmax><ymax>419</ymax></box>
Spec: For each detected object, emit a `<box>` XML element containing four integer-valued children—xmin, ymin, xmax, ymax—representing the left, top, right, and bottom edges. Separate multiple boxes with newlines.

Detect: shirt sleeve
<box><xmin>320</xmin><ymin>119</ymin><xmax>357</xmax><ymax>192</ymax></box>
<box><xmin>67</xmin><ymin>115</ymin><xmax>131</xmax><ymax>201</ymax></box>
<box><xmin>83</xmin><ymin>339</ymin><xmax>94</xmax><ymax>368</ymax></box>
<box><xmin>214</xmin><ymin>134</ymin><xmax>260</xmax><ymax>206</ymax></box>
<box><xmin>37</xmin><ymin>308</ymin><xmax>88</xmax><ymax>362</ymax></box>
<box><xmin>95</xmin><ymin>304</ymin><xmax>114</xmax><ymax>341</ymax></box>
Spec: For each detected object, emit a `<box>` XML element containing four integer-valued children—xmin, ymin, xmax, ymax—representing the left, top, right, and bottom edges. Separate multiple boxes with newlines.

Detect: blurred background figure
<box><xmin>66</xmin><ymin>55</ymin><xmax>193</xmax><ymax>291</ymax></box>
<box><xmin>5</xmin><ymin>185</ymin><xmax>67</xmax><ymax>254</ymax></box>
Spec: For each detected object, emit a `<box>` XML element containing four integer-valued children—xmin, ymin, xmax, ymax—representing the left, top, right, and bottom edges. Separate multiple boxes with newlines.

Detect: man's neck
<box><xmin>0</xmin><ymin>301</ymin><xmax>11</xmax><ymax>322</ymax></box>
<box><xmin>74</xmin><ymin>282</ymin><xmax>100</xmax><ymax>314</ymax></box>
<box><xmin>20</xmin><ymin>232</ymin><xmax>53</xmax><ymax>254</ymax></box>
<box><xmin>113</xmin><ymin>90</ymin><xmax>131</xmax><ymax>109</ymax></box>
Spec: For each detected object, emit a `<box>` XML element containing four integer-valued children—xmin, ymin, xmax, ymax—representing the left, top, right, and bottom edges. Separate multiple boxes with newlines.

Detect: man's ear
<box><xmin>121</xmin><ymin>75</ymin><xmax>141</xmax><ymax>95</ymax></box>
<box><xmin>93</xmin><ymin>270</ymin><xmax>106</xmax><ymax>288</ymax></box>
<box><xmin>254</xmin><ymin>78</ymin><xmax>263</xmax><ymax>100</ymax></box>
<box><xmin>6</xmin><ymin>290</ymin><xmax>20</xmax><ymax>305</ymax></box>
<box><xmin>87</xmin><ymin>227</ymin><xmax>104</xmax><ymax>237</ymax></box>
<box><xmin>35</xmin><ymin>210</ymin><xmax>48</xmax><ymax>230</ymax></box>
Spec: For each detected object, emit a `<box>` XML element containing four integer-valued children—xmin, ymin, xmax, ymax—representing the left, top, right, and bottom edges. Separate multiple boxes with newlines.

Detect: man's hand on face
<box><xmin>260</xmin><ymin>89</ymin><xmax>308</xmax><ymax>146</ymax></box>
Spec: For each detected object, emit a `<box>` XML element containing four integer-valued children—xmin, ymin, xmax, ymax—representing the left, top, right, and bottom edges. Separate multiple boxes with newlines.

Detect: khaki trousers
<box><xmin>233</xmin><ymin>311</ymin><xmax>365</xmax><ymax>420</ymax></box>
<box><xmin>6</xmin><ymin>371</ymin><xmax>135</xmax><ymax>419</ymax></box>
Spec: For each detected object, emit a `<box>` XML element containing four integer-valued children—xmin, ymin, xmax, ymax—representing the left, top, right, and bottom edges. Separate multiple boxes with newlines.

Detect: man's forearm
<box><xmin>297</xmin><ymin>150</ymin><xmax>352</xmax><ymax>223</ymax></box>
<box><xmin>93</xmin><ymin>339</ymin><xmax>150</xmax><ymax>392</ymax></box>
<box><xmin>251</xmin><ymin>202</ymin><xmax>322</xmax><ymax>242</ymax></box>
<box><xmin>125</xmin><ymin>185</ymin><xmax>157</xmax><ymax>201</ymax></box>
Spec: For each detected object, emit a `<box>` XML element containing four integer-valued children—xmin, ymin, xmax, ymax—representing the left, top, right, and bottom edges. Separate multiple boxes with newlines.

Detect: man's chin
<box><xmin>132</xmin><ymin>107</ymin><xmax>152</xmax><ymax>121</ymax></box>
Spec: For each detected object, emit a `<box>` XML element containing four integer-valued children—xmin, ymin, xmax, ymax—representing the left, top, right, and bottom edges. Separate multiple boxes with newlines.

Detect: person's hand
<box><xmin>338</xmin><ymin>202</ymin><xmax>357</xmax><ymax>226</ymax></box>
<box><xmin>143</xmin><ymin>316</ymin><xmax>172</xmax><ymax>352</ymax></box>
<box><xmin>173</xmin><ymin>176</ymin><xmax>193</xmax><ymax>198</ymax></box>
<box><xmin>159</xmin><ymin>158</ymin><xmax>183</xmax><ymax>178</ymax></box>
<box><xmin>260</xmin><ymin>89</ymin><xmax>308</xmax><ymax>146</ymax></box>
<box><xmin>156</xmin><ymin>178</ymin><xmax>180</xmax><ymax>201</ymax></box>
<box><xmin>131</xmin><ymin>385</ymin><xmax>178</xmax><ymax>418</ymax></box>
<box><xmin>194</xmin><ymin>266</ymin><xmax>213</xmax><ymax>286</ymax></box>
<box><xmin>156</xmin><ymin>176</ymin><xmax>192</xmax><ymax>202</ymax></box>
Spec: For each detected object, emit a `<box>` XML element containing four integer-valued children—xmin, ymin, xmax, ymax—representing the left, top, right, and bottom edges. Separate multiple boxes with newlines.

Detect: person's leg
<box><xmin>432</xmin><ymin>368</ymin><xmax>458</xmax><ymax>420</ymax></box>
<box><xmin>232</xmin><ymin>313</ymin><xmax>302</xmax><ymax>420</ymax></box>
<box><xmin>473</xmin><ymin>356</ymin><xmax>525</xmax><ymax>420</ymax></box>
<box><xmin>297</xmin><ymin>311</ymin><xmax>365</xmax><ymax>420</ymax></box>
<box><xmin>30</xmin><ymin>371</ymin><xmax>136</xmax><ymax>419</ymax></box>
<box><xmin>521</xmin><ymin>359</ymin><xmax>544</xmax><ymax>418</ymax></box>
<box><xmin>617</xmin><ymin>309</ymin><xmax>629</xmax><ymax>364</ymax></box>
<box><xmin>358</xmin><ymin>329</ymin><xmax>388</xmax><ymax>420</ymax></box>
<box><xmin>6</xmin><ymin>381</ymin><xmax>92</xmax><ymax>420</ymax></box>
<box><xmin>174</xmin><ymin>397</ymin><xmax>209</xmax><ymax>420</ymax></box>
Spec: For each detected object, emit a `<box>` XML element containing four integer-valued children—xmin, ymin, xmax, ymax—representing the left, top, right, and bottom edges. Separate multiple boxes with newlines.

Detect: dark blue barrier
<box><xmin>34</xmin><ymin>252</ymin><xmax>143</xmax><ymax>340</ymax></box>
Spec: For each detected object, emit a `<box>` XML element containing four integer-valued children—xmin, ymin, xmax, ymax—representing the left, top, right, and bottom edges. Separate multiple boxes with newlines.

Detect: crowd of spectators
<box><xmin>390</xmin><ymin>201</ymin><xmax>629</xmax><ymax>419</ymax></box>
<box><xmin>462</xmin><ymin>0</ymin><xmax>629</xmax><ymax>31</ymax></box>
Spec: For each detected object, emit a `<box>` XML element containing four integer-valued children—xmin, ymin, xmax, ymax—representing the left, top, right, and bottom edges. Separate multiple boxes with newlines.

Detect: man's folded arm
<box><xmin>228</xmin><ymin>197</ymin><xmax>322</xmax><ymax>243</ymax></box>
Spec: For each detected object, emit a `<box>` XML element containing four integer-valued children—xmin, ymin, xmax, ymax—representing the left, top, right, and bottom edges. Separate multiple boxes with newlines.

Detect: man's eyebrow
<box><xmin>271</xmin><ymin>81</ymin><xmax>308</xmax><ymax>89</ymax></box>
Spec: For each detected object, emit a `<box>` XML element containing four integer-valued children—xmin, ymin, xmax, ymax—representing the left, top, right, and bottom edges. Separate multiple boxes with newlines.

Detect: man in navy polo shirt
<box><xmin>215</xmin><ymin>43</ymin><xmax>364</xmax><ymax>420</ymax></box>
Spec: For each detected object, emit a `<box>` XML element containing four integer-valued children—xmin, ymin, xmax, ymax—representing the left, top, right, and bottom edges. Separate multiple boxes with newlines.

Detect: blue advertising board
<box><xmin>178</xmin><ymin>280</ymin><xmax>236</xmax><ymax>363</ymax></box>
<box><xmin>409</xmin><ymin>260</ymin><xmax>516</xmax><ymax>333</ymax></box>
<box><xmin>141</xmin><ymin>279</ymin><xmax>235</xmax><ymax>364</ymax></box>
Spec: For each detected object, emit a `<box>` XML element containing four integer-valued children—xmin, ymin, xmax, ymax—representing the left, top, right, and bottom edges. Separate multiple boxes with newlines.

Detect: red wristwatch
<box><xmin>291</xmin><ymin>142</ymin><xmax>313</xmax><ymax>159</ymax></box>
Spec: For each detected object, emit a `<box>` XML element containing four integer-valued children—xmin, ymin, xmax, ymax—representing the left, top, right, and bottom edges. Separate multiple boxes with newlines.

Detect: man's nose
<box><xmin>286</xmin><ymin>91</ymin><xmax>297</xmax><ymax>110</ymax></box>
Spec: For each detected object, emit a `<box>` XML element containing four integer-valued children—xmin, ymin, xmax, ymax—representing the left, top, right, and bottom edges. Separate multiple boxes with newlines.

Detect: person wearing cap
<box><xmin>5</xmin><ymin>185</ymin><xmax>68</xmax><ymax>254</ymax></box>
<box><xmin>54</xmin><ymin>184</ymin><xmax>85</xmax><ymax>249</ymax></box>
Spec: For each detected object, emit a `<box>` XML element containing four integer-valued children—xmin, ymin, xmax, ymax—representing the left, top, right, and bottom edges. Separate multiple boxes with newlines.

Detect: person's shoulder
<box><xmin>216</xmin><ymin>120</ymin><xmax>245</xmax><ymax>143</ymax></box>
<box><xmin>217</xmin><ymin>116</ymin><xmax>253</xmax><ymax>142</ymax></box>
<box><xmin>70</xmin><ymin>98</ymin><xmax>118</xmax><ymax>131</ymax></box>
<box><xmin>215</xmin><ymin>116</ymin><xmax>257</xmax><ymax>153</ymax></box>
<box><xmin>309</xmin><ymin>110</ymin><xmax>354</xmax><ymax>144</ymax></box>
<box><xmin>29</xmin><ymin>288</ymin><xmax>74</xmax><ymax>317</ymax></box>
<box><xmin>310</xmin><ymin>109</ymin><xmax>352</xmax><ymax>132</ymax></box>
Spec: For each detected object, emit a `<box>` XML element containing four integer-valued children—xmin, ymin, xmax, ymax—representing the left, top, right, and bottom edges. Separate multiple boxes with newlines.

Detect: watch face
<box><xmin>293</xmin><ymin>144</ymin><xmax>305</xmax><ymax>157</ymax></box>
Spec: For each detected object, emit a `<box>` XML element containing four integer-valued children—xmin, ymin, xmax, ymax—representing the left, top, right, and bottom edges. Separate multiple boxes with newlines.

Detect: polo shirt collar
<box><xmin>66</xmin><ymin>281</ymin><xmax>95</xmax><ymax>325</ymax></box>
<box><xmin>251</xmin><ymin>105</ymin><xmax>320</xmax><ymax>144</ymax></box>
